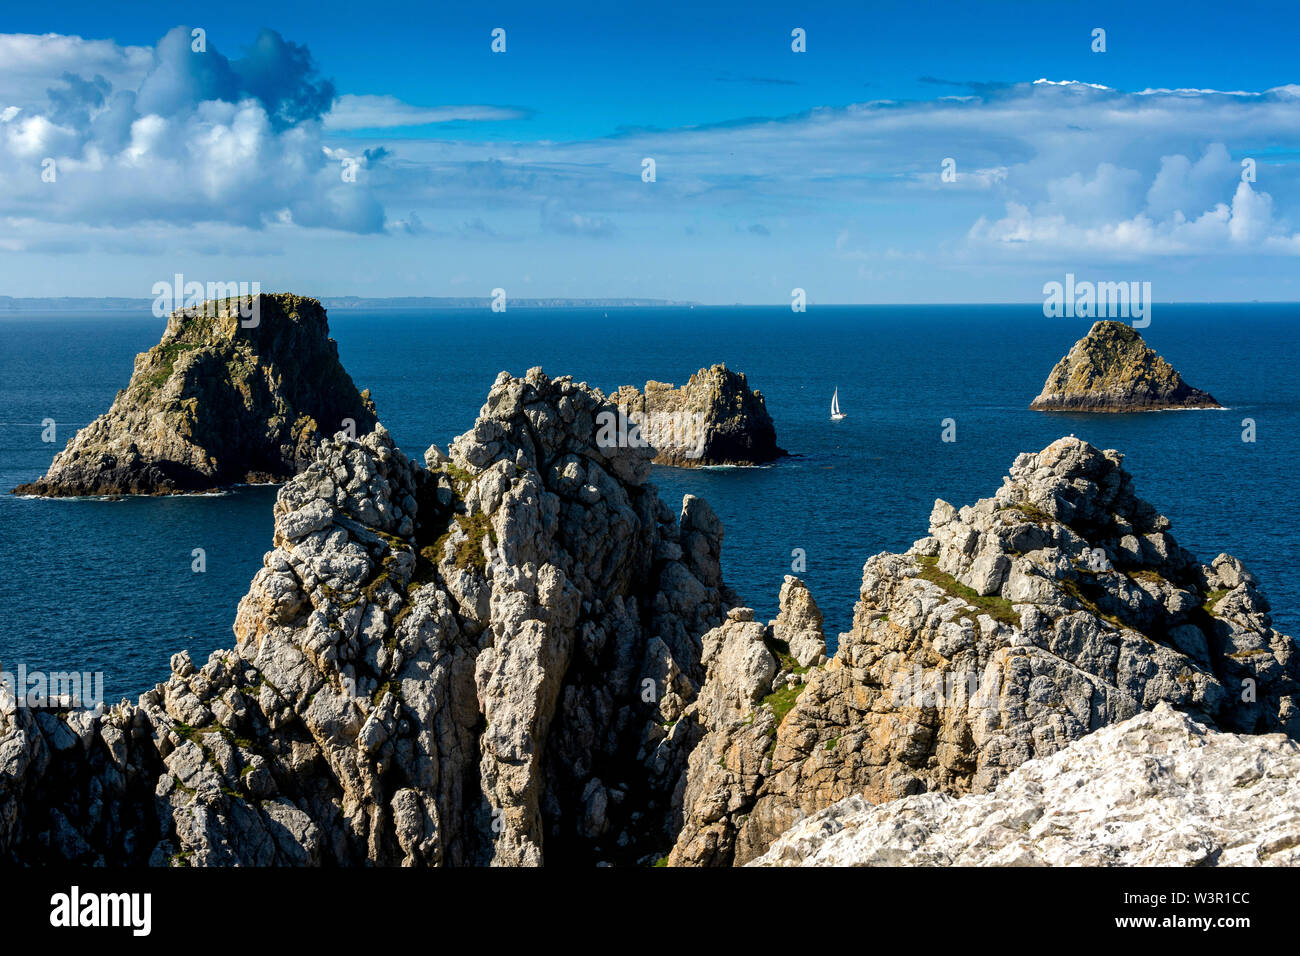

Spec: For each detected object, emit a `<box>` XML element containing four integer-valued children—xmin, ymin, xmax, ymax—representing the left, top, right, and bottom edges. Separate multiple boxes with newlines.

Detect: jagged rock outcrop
<box><xmin>772</xmin><ymin>576</ymin><xmax>827</xmax><ymax>669</ymax></box>
<box><xmin>664</xmin><ymin>577</ymin><xmax>825</xmax><ymax>866</ymax></box>
<box><xmin>669</xmin><ymin>436</ymin><xmax>1297</xmax><ymax>866</ymax></box>
<box><xmin>611</xmin><ymin>364</ymin><xmax>785</xmax><ymax>466</ymax></box>
<box><xmin>13</xmin><ymin>294</ymin><xmax>378</xmax><ymax>496</ymax></box>
<box><xmin>6</xmin><ymin>419</ymin><xmax>1295</xmax><ymax>867</ymax></box>
<box><xmin>1030</xmin><ymin>320</ymin><xmax>1221</xmax><ymax>412</ymax></box>
<box><xmin>751</xmin><ymin>703</ymin><xmax>1300</xmax><ymax>866</ymax></box>
<box><xmin>0</xmin><ymin>368</ymin><xmax>732</xmax><ymax>865</ymax></box>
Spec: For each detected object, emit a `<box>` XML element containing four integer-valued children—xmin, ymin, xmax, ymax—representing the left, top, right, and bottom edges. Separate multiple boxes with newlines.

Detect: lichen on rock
<box><xmin>1030</xmin><ymin>320</ymin><xmax>1221</xmax><ymax>412</ymax></box>
<box><xmin>13</xmin><ymin>293</ymin><xmax>378</xmax><ymax>496</ymax></box>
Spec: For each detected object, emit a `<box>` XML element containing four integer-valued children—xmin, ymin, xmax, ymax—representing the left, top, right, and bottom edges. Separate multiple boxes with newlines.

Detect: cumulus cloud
<box><xmin>1145</xmin><ymin>143</ymin><xmax>1238</xmax><ymax>220</ymax></box>
<box><xmin>133</xmin><ymin>26</ymin><xmax>334</xmax><ymax>128</ymax></box>
<box><xmin>969</xmin><ymin>177</ymin><xmax>1299</xmax><ymax>256</ymax></box>
<box><xmin>0</xmin><ymin>33</ymin><xmax>151</xmax><ymax>109</ymax></box>
<box><xmin>1044</xmin><ymin>163</ymin><xmax>1145</xmax><ymax>224</ymax></box>
<box><xmin>0</xmin><ymin>26</ymin><xmax>384</xmax><ymax>234</ymax></box>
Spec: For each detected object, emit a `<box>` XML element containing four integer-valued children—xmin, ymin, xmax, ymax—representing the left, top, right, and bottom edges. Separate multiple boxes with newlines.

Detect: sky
<box><xmin>2</xmin><ymin>0</ymin><xmax>1300</xmax><ymax>303</ymax></box>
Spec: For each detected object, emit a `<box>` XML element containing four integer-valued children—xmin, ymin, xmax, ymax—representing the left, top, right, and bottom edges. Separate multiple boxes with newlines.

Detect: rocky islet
<box><xmin>1030</xmin><ymin>320</ymin><xmax>1222</xmax><ymax>412</ymax></box>
<box><xmin>13</xmin><ymin>294</ymin><xmax>378</xmax><ymax>497</ymax></box>
<box><xmin>611</xmin><ymin>364</ymin><xmax>785</xmax><ymax>467</ymax></box>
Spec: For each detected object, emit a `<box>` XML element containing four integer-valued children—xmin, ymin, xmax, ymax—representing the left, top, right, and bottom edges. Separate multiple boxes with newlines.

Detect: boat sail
<box><xmin>830</xmin><ymin>388</ymin><xmax>846</xmax><ymax>420</ymax></box>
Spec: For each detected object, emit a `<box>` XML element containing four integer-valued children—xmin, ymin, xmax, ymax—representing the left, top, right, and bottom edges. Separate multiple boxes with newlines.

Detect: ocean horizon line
<box><xmin>0</xmin><ymin>297</ymin><xmax>1297</xmax><ymax>312</ymax></box>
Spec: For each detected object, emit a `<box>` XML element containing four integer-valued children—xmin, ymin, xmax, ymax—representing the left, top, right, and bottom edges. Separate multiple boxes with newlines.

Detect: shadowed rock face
<box><xmin>612</xmin><ymin>364</ymin><xmax>785</xmax><ymax>466</ymax></box>
<box><xmin>0</xmin><ymin>368</ymin><xmax>732</xmax><ymax>866</ymax></box>
<box><xmin>1030</xmin><ymin>320</ymin><xmax>1221</xmax><ymax>412</ymax></box>
<box><xmin>13</xmin><ymin>294</ymin><xmax>378</xmax><ymax>496</ymax></box>
<box><xmin>751</xmin><ymin>703</ymin><xmax>1300</xmax><ymax>867</ymax></box>
<box><xmin>668</xmin><ymin>436</ymin><xmax>1297</xmax><ymax>866</ymax></box>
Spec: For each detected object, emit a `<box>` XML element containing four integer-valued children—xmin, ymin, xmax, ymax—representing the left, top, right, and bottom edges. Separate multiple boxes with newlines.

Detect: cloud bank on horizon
<box><xmin>2</xmin><ymin>25</ymin><xmax>1300</xmax><ymax>301</ymax></box>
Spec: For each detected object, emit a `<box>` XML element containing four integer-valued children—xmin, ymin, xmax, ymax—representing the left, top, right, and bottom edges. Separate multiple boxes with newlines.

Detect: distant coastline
<box><xmin>0</xmin><ymin>295</ymin><xmax>697</xmax><ymax>311</ymax></box>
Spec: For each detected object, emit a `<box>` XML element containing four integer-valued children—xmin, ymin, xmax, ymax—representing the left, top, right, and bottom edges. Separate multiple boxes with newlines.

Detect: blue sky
<box><xmin>2</xmin><ymin>1</ymin><xmax>1300</xmax><ymax>301</ymax></box>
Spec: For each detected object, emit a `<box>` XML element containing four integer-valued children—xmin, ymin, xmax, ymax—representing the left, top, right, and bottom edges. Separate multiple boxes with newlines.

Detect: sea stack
<box><xmin>1030</xmin><ymin>320</ymin><xmax>1221</xmax><ymax>412</ymax></box>
<box><xmin>613</xmin><ymin>364</ymin><xmax>786</xmax><ymax>466</ymax></box>
<box><xmin>13</xmin><ymin>294</ymin><xmax>378</xmax><ymax>496</ymax></box>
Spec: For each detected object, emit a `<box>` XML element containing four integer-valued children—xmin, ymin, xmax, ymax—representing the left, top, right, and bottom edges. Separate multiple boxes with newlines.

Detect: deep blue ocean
<box><xmin>2</xmin><ymin>304</ymin><xmax>1296</xmax><ymax>704</ymax></box>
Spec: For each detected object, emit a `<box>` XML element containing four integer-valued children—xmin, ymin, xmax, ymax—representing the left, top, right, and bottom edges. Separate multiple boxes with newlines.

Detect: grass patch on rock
<box><xmin>139</xmin><ymin>340</ymin><xmax>203</xmax><ymax>395</ymax></box>
<box><xmin>1058</xmin><ymin>575</ymin><xmax>1126</xmax><ymax>629</ymax></box>
<box><xmin>1202</xmin><ymin>588</ymin><xmax>1230</xmax><ymax>616</ymax></box>
<box><xmin>996</xmin><ymin>503</ymin><xmax>1058</xmax><ymax>527</ymax></box>
<box><xmin>914</xmin><ymin>556</ymin><xmax>1020</xmax><ymax>627</ymax></box>
<box><xmin>425</xmin><ymin>510</ymin><xmax>498</xmax><ymax>574</ymax></box>
<box><xmin>762</xmin><ymin>682</ymin><xmax>807</xmax><ymax>726</ymax></box>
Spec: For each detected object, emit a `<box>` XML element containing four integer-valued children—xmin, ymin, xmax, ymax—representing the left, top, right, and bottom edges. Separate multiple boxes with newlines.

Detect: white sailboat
<box><xmin>830</xmin><ymin>388</ymin><xmax>846</xmax><ymax>420</ymax></box>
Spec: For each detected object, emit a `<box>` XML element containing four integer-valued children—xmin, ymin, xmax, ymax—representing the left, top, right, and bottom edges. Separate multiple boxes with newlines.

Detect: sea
<box><xmin>1</xmin><ymin>304</ymin><xmax>1296</xmax><ymax>705</ymax></box>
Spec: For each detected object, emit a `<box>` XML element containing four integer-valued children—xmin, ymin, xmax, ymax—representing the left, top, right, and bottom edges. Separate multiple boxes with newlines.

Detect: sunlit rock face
<box><xmin>1030</xmin><ymin>320</ymin><xmax>1220</xmax><ymax>412</ymax></box>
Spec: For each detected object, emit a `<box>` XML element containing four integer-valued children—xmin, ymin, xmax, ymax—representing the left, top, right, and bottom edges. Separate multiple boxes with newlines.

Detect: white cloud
<box><xmin>5</xmin><ymin>32</ymin><xmax>1300</xmax><ymax>276</ymax></box>
<box><xmin>0</xmin><ymin>33</ymin><xmax>151</xmax><ymax>108</ymax></box>
<box><xmin>969</xmin><ymin>178</ymin><xmax>1298</xmax><ymax>256</ymax></box>
<box><xmin>323</xmin><ymin>94</ymin><xmax>526</xmax><ymax>131</ymax></box>
<box><xmin>1145</xmin><ymin>143</ymin><xmax>1238</xmax><ymax>219</ymax></box>
<box><xmin>0</xmin><ymin>27</ymin><xmax>384</xmax><ymax>234</ymax></box>
<box><xmin>1044</xmin><ymin>163</ymin><xmax>1144</xmax><ymax>224</ymax></box>
<box><xmin>1032</xmin><ymin>78</ymin><xmax>1113</xmax><ymax>90</ymax></box>
<box><xmin>360</xmin><ymin>81</ymin><xmax>1300</xmax><ymax>223</ymax></box>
